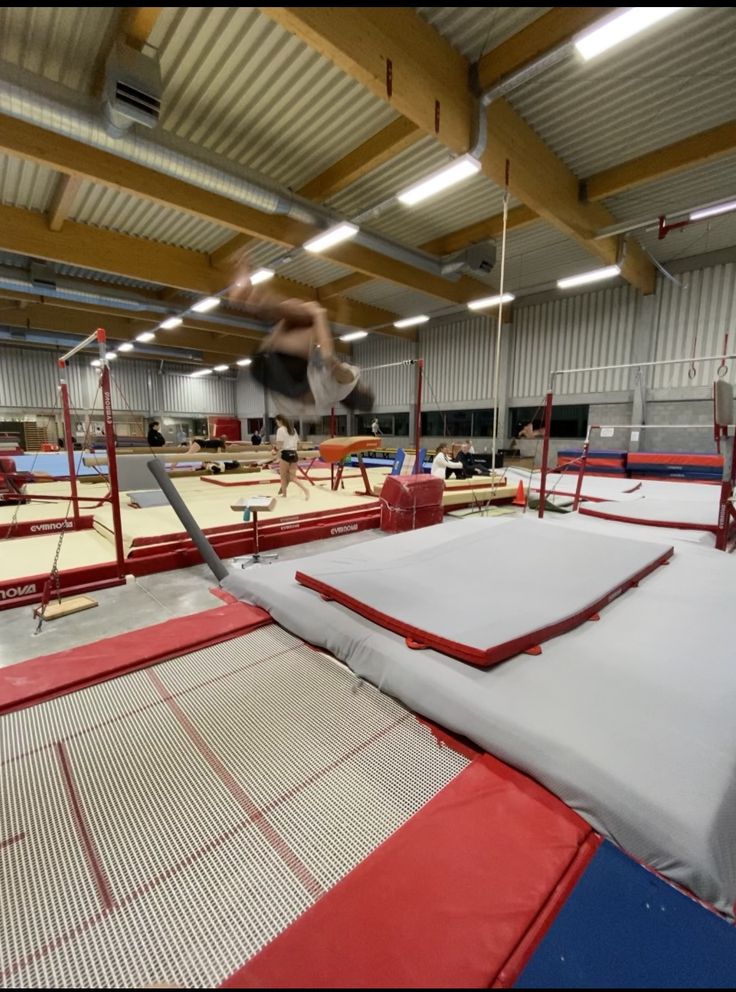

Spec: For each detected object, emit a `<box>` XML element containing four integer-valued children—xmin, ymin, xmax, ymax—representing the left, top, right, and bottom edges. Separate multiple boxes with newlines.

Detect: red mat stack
<box><xmin>379</xmin><ymin>475</ymin><xmax>445</xmax><ymax>533</ymax></box>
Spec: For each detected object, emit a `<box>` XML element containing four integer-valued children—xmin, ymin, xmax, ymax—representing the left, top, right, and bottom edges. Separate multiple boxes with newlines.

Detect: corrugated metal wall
<box><xmin>352</xmin><ymin>335</ymin><xmax>416</xmax><ymax>409</ymax></box>
<box><xmin>510</xmin><ymin>285</ymin><xmax>640</xmax><ymax>402</ymax></box>
<box><xmin>651</xmin><ymin>262</ymin><xmax>736</xmax><ymax>389</ymax></box>
<box><xmin>236</xmin><ymin>370</ymin><xmax>266</xmax><ymax>419</ymax></box>
<box><xmin>0</xmin><ymin>346</ymin><xmax>236</xmax><ymax>416</ymax></box>
<box><xmin>420</xmin><ymin>315</ymin><xmax>499</xmax><ymax>407</ymax></box>
<box><xmin>161</xmin><ymin>372</ymin><xmax>236</xmax><ymax>416</ymax></box>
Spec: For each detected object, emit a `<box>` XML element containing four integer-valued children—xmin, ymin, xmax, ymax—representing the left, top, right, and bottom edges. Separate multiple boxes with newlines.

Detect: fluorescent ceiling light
<box><xmin>339</xmin><ymin>331</ymin><xmax>368</xmax><ymax>342</ymax></box>
<box><xmin>394</xmin><ymin>315</ymin><xmax>429</xmax><ymax>328</ymax></box>
<box><xmin>190</xmin><ymin>368</ymin><xmax>213</xmax><ymax>377</ymax></box>
<box><xmin>191</xmin><ymin>296</ymin><xmax>220</xmax><ymax>313</ymax></box>
<box><xmin>397</xmin><ymin>154</ymin><xmax>481</xmax><ymax>207</ymax></box>
<box><xmin>213</xmin><ymin>364</ymin><xmax>229</xmax><ymax>372</ymax></box>
<box><xmin>117</xmin><ymin>342</ymin><xmax>134</xmax><ymax>353</ymax></box>
<box><xmin>467</xmin><ymin>293</ymin><xmax>515</xmax><ymax>310</ymax></box>
<box><xmin>575</xmin><ymin>8</ymin><xmax>682</xmax><ymax>61</ymax></box>
<box><xmin>90</xmin><ymin>359</ymin><xmax>101</xmax><ymax>367</ymax></box>
<box><xmin>304</xmin><ymin>222</ymin><xmax>359</xmax><ymax>253</ymax></box>
<box><xmin>558</xmin><ymin>265</ymin><xmax>620</xmax><ymax>289</ymax></box>
<box><xmin>237</xmin><ymin>358</ymin><xmax>253</xmax><ymax>367</ymax></box>
<box><xmin>690</xmin><ymin>200</ymin><xmax>736</xmax><ymax>222</ymax></box>
<box><xmin>250</xmin><ymin>268</ymin><xmax>275</xmax><ymax>285</ymax></box>
<box><xmin>160</xmin><ymin>316</ymin><xmax>183</xmax><ymax>330</ymax></box>
<box><xmin>136</xmin><ymin>331</ymin><xmax>155</xmax><ymax>343</ymax></box>
<box><xmin>106</xmin><ymin>352</ymin><xmax>118</xmax><ymax>360</ymax></box>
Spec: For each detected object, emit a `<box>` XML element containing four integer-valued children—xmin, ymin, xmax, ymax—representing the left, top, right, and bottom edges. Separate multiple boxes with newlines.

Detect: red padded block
<box><xmin>627</xmin><ymin>452</ymin><xmax>723</xmax><ymax>468</ymax></box>
<box><xmin>221</xmin><ymin>755</ymin><xmax>593</xmax><ymax>990</ymax></box>
<box><xmin>380</xmin><ymin>504</ymin><xmax>444</xmax><ymax>533</ymax></box>
<box><xmin>381</xmin><ymin>474</ymin><xmax>444</xmax><ymax>510</ymax></box>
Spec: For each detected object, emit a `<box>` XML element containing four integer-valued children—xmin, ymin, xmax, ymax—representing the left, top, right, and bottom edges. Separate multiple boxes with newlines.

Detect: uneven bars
<box><xmin>59</xmin><ymin>328</ymin><xmax>106</xmax><ymax>364</ymax></box>
<box><xmin>360</xmin><ymin>360</ymin><xmax>418</xmax><ymax>373</ymax></box>
<box><xmin>551</xmin><ymin>353</ymin><xmax>736</xmax><ymax>383</ymax></box>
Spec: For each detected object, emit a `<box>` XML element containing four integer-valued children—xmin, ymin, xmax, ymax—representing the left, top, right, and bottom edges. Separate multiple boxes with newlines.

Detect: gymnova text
<box><xmin>0</xmin><ymin>584</ymin><xmax>37</xmax><ymax>600</ymax></box>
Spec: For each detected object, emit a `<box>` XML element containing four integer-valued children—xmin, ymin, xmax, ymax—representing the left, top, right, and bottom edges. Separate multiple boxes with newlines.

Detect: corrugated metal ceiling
<box><xmin>417</xmin><ymin>7</ymin><xmax>551</xmax><ymax>60</ymax></box>
<box><xmin>507</xmin><ymin>8</ymin><xmax>736</xmax><ymax>177</ymax></box>
<box><xmin>149</xmin><ymin>7</ymin><xmax>398</xmax><ymax>191</ymax></box>
<box><xmin>0</xmin><ymin>151</ymin><xmax>57</xmax><ymax>211</ymax></box>
<box><xmin>70</xmin><ymin>179</ymin><xmax>233</xmax><ymax>254</ymax></box>
<box><xmin>0</xmin><ymin>6</ymin><xmax>118</xmax><ymax>91</ymax></box>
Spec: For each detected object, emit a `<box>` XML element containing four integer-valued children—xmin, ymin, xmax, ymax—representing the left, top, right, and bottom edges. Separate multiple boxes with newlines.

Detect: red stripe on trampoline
<box><xmin>0</xmin><ymin>831</ymin><xmax>25</xmax><ymax>850</ymax></box>
<box><xmin>2</xmin><ymin>644</ymin><xmax>297</xmax><ymax>770</ymax></box>
<box><xmin>147</xmin><ymin>668</ymin><xmax>324</xmax><ymax>901</ymax></box>
<box><xmin>55</xmin><ymin>742</ymin><xmax>115</xmax><ymax>912</ymax></box>
<box><xmin>221</xmin><ymin>756</ymin><xmax>593</xmax><ymax>989</ymax></box>
<box><xmin>1</xmin><ymin>707</ymin><xmax>407</xmax><ymax>983</ymax></box>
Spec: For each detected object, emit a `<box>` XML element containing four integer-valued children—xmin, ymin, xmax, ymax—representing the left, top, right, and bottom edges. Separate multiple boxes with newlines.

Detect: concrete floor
<box><xmin>0</xmin><ymin>527</ymin><xmax>388</xmax><ymax>669</ymax></box>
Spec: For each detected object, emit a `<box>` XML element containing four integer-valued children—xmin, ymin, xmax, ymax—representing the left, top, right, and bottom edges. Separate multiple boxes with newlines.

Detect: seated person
<box><xmin>147</xmin><ymin>421</ymin><xmax>166</xmax><ymax>447</ymax></box>
<box><xmin>431</xmin><ymin>443</ymin><xmax>464</xmax><ymax>482</ymax></box>
<box><xmin>457</xmin><ymin>441</ymin><xmax>489</xmax><ymax>478</ymax></box>
<box><xmin>250</xmin><ymin>427</ymin><xmax>263</xmax><ymax>446</ymax></box>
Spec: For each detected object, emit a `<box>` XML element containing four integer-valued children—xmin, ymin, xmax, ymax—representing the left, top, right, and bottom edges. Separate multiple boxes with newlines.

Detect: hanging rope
<box><xmin>34</xmin><ymin>377</ymin><xmax>101</xmax><ymax>634</ymax></box>
<box><xmin>490</xmin><ymin>159</ymin><xmax>511</xmax><ymax>489</ymax></box>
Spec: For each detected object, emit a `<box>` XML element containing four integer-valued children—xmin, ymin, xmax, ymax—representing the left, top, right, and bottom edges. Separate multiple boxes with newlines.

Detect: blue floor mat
<box><xmin>516</xmin><ymin>842</ymin><xmax>736</xmax><ymax>989</ymax></box>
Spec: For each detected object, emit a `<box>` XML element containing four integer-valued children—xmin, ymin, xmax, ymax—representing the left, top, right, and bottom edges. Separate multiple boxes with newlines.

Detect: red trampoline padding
<box><xmin>0</xmin><ymin>601</ymin><xmax>269</xmax><ymax>716</ymax></box>
<box><xmin>221</xmin><ymin>755</ymin><xmax>593</xmax><ymax>990</ymax></box>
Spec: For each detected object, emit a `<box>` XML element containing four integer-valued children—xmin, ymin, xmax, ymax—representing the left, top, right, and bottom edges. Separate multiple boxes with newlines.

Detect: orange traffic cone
<box><xmin>512</xmin><ymin>481</ymin><xmax>526</xmax><ymax>507</ymax></box>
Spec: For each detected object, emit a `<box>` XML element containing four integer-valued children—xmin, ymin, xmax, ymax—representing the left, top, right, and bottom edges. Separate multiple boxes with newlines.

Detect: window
<box><xmin>356</xmin><ymin>413</ymin><xmax>408</xmax><ymax>436</ymax></box>
<box><xmin>509</xmin><ymin>404</ymin><xmax>589</xmax><ymax>439</ymax></box>
<box><xmin>305</xmin><ymin>414</ymin><xmax>347</xmax><ymax>436</ymax></box>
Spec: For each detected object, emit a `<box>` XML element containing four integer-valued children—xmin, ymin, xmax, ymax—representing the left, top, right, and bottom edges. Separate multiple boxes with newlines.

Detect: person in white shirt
<box><xmin>273</xmin><ymin>414</ymin><xmax>309</xmax><ymax>500</ymax></box>
<box><xmin>371</xmin><ymin>418</ymin><xmax>382</xmax><ymax>438</ymax></box>
<box><xmin>431</xmin><ymin>443</ymin><xmax>464</xmax><ymax>482</ymax></box>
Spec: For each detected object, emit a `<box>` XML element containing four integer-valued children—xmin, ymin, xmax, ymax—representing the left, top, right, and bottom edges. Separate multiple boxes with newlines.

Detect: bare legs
<box><xmin>289</xmin><ymin>462</ymin><xmax>309</xmax><ymax>500</ymax></box>
<box><xmin>277</xmin><ymin>458</ymin><xmax>309</xmax><ymax>500</ymax></box>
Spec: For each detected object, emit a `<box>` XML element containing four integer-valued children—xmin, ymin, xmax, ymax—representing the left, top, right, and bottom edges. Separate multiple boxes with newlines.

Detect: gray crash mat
<box><xmin>223</xmin><ymin>517</ymin><xmax>736</xmax><ymax>917</ymax></box>
<box><xmin>293</xmin><ymin>518</ymin><xmax>673</xmax><ymax>666</ymax></box>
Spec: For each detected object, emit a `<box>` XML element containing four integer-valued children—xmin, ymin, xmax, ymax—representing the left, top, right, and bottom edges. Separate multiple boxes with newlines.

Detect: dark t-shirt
<box><xmin>148</xmin><ymin>429</ymin><xmax>166</xmax><ymax>447</ymax></box>
<box><xmin>251</xmin><ymin>433</ymin><xmax>262</xmax><ymax>446</ymax></box>
<box><xmin>194</xmin><ymin>438</ymin><xmax>224</xmax><ymax>451</ymax></box>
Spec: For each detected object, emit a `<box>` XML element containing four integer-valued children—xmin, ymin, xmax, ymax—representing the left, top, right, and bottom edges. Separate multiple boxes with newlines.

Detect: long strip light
<box><xmin>160</xmin><ymin>316</ymin><xmax>183</xmax><ymax>330</ymax></box>
<box><xmin>117</xmin><ymin>342</ymin><xmax>134</xmax><ymax>353</ymax></box>
<box><xmin>237</xmin><ymin>358</ymin><xmax>253</xmax><ymax>367</ymax></box>
<box><xmin>467</xmin><ymin>293</ymin><xmax>515</xmax><ymax>311</ymax></box>
<box><xmin>191</xmin><ymin>296</ymin><xmax>220</xmax><ymax>313</ymax></box>
<box><xmin>397</xmin><ymin>154</ymin><xmax>481</xmax><ymax>207</ymax></box>
<box><xmin>250</xmin><ymin>267</ymin><xmax>275</xmax><ymax>285</ymax></box>
<box><xmin>557</xmin><ymin>265</ymin><xmax>620</xmax><ymax>289</ymax></box>
<box><xmin>394</xmin><ymin>315</ymin><xmax>429</xmax><ymax>328</ymax></box>
<box><xmin>304</xmin><ymin>222</ymin><xmax>359</xmax><ymax>253</ymax></box>
<box><xmin>136</xmin><ymin>331</ymin><xmax>155</xmax><ymax>343</ymax></box>
<box><xmin>575</xmin><ymin>8</ymin><xmax>683</xmax><ymax>61</ymax></box>
<box><xmin>190</xmin><ymin>368</ymin><xmax>213</xmax><ymax>377</ymax></box>
<box><xmin>339</xmin><ymin>330</ymin><xmax>368</xmax><ymax>342</ymax></box>
<box><xmin>690</xmin><ymin>200</ymin><xmax>736</xmax><ymax>222</ymax></box>
<box><xmin>213</xmin><ymin>364</ymin><xmax>229</xmax><ymax>372</ymax></box>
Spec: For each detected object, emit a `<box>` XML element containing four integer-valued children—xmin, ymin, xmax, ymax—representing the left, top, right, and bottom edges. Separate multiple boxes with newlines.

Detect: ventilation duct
<box><xmin>103</xmin><ymin>41</ymin><xmax>162</xmax><ymax>137</ymax></box>
<box><xmin>441</xmin><ymin>240</ymin><xmax>496</xmax><ymax>276</ymax></box>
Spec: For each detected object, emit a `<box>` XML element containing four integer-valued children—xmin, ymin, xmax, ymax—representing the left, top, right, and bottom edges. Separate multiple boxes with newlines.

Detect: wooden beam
<box><xmin>477</xmin><ymin>8</ymin><xmax>616</xmax><ymax>91</ymax></box>
<box><xmin>0</xmin><ymin>299</ymin><xmax>252</xmax><ymax>362</ymax></box>
<box><xmin>119</xmin><ymin>7</ymin><xmax>164</xmax><ymax>50</ymax></box>
<box><xmin>47</xmin><ymin>174</ymin><xmax>82</xmax><ymax>232</ymax></box>
<box><xmin>586</xmin><ymin>120</ymin><xmax>736</xmax><ymax>201</ymax></box>
<box><xmin>0</xmin><ymin>113</ymin><xmax>489</xmax><ymax>305</ymax></box>
<box><xmin>299</xmin><ymin>117</ymin><xmax>422</xmax><ymax>201</ymax></box>
<box><xmin>261</xmin><ymin>7</ymin><xmax>655</xmax><ymax>294</ymax></box>
<box><xmin>0</xmin><ymin>202</ymin><xmax>223</xmax><ymax>295</ymax></box>
<box><xmin>318</xmin><ymin>273</ymin><xmax>374</xmax><ymax>301</ymax></box>
<box><xmin>421</xmin><ymin>206</ymin><xmax>539</xmax><ymax>256</ymax></box>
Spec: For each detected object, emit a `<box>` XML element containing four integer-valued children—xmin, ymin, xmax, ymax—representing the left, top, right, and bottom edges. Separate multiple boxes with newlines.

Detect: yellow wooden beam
<box><xmin>318</xmin><ymin>272</ymin><xmax>375</xmax><ymax>301</ymax></box>
<box><xmin>119</xmin><ymin>7</ymin><xmax>164</xmax><ymax>50</ymax></box>
<box><xmin>261</xmin><ymin>7</ymin><xmax>655</xmax><ymax>294</ymax></box>
<box><xmin>586</xmin><ymin>120</ymin><xmax>736</xmax><ymax>201</ymax></box>
<box><xmin>47</xmin><ymin>174</ymin><xmax>82</xmax><ymax>232</ymax></box>
<box><xmin>299</xmin><ymin>117</ymin><xmax>422</xmax><ymax>201</ymax></box>
<box><xmin>477</xmin><ymin>8</ymin><xmax>616</xmax><ymax>91</ymax></box>
<box><xmin>421</xmin><ymin>206</ymin><xmax>539</xmax><ymax>257</ymax></box>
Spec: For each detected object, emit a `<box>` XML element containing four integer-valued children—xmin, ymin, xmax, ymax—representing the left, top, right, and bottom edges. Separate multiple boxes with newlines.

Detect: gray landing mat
<box><xmin>224</xmin><ymin>516</ymin><xmax>736</xmax><ymax>918</ymax></box>
<box><xmin>293</xmin><ymin>517</ymin><xmax>673</xmax><ymax>666</ymax></box>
